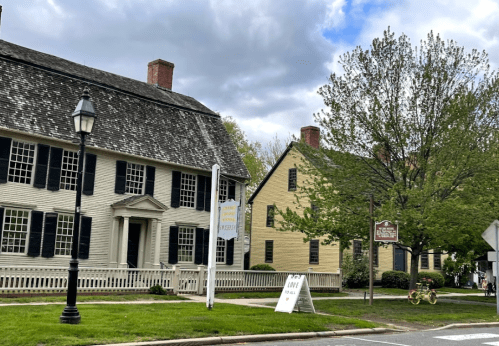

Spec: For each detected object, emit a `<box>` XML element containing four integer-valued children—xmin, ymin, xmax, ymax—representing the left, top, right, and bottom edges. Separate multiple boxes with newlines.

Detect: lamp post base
<box><xmin>60</xmin><ymin>306</ymin><xmax>81</xmax><ymax>324</ymax></box>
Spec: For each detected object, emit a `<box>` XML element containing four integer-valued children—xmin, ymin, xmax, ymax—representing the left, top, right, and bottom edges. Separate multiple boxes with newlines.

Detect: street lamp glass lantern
<box><xmin>72</xmin><ymin>88</ymin><xmax>96</xmax><ymax>135</ymax></box>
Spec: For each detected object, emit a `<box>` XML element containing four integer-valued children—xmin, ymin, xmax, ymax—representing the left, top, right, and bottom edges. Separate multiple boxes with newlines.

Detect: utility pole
<box><xmin>369</xmin><ymin>194</ymin><xmax>374</xmax><ymax>306</ymax></box>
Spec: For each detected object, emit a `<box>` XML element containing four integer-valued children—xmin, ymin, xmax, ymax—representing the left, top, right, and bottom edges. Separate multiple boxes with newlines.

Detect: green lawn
<box><xmin>0</xmin><ymin>294</ymin><xmax>186</xmax><ymax>304</ymax></box>
<box><xmin>437</xmin><ymin>287</ymin><xmax>483</xmax><ymax>294</ymax></box>
<box><xmin>0</xmin><ymin>303</ymin><xmax>378</xmax><ymax>346</ymax></box>
<box><xmin>215</xmin><ymin>291</ymin><xmax>349</xmax><ymax>299</ymax></box>
<box><xmin>439</xmin><ymin>295</ymin><xmax>496</xmax><ymax>303</ymax></box>
<box><xmin>313</xmin><ymin>299</ymin><xmax>499</xmax><ymax>328</ymax></box>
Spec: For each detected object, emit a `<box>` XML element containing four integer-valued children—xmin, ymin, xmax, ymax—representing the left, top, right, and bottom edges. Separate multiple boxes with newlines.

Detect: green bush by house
<box><xmin>381</xmin><ymin>271</ymin><xmax>410</xmax><ymax>289</ymax></box>
<box><xmin>418</xmin><ymin>272</ymin><xmax>444</xmax><ymax>289</ymax></box>
<box><xmin>250</xmin><ymin>264</ymin><xmax>276</xmax><ymax>271</ymax></box>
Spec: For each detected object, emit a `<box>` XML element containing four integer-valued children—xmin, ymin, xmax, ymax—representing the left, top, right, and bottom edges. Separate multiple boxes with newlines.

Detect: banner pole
<box><xmin>206</xmin><ymin>164</ymin><xmax>220</xmax><ymax>310</ymax></box>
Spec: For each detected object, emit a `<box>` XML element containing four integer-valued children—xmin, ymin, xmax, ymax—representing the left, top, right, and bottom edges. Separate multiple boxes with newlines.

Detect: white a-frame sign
<box><xmin>275</xmin><ymin>275</ymin><xmax>315</xmax><ymax>313</ymax></box>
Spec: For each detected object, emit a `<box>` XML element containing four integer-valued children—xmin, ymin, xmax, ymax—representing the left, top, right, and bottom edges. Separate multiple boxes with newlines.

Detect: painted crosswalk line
<box><xmin>435</xmin><ymin>333</ymin><xmax>499</xmax><ymax>341</ymax></box>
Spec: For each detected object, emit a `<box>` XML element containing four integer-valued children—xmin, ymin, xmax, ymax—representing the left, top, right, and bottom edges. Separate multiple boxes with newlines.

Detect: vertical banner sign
<box><xmin>206</xmin><ymin>164</ymin><xmax>220</xmax><ymax>310</ymax></box>
<box><xmin>218</xmin><ymin>200</ymin><xmax>240</xmax><ymax>240</ymax></box>
<box><xmin>374</xmin><ymin>220</ymin><xmax>398</xmax><ymax>242</ymax></box>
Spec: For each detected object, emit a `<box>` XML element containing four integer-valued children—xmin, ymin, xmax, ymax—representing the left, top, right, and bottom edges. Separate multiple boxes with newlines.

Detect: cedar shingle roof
<box><xmin>0</xmin><ymin>40</ymin><xmax>250</xmax><ymax>179</ymax></box>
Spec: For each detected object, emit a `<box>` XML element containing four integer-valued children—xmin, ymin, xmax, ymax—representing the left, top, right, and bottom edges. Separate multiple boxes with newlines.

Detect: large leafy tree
<box><xmin>277</xmin><ymin>28</ymin><xmax>499</xmax><ymax>288</ymax></box>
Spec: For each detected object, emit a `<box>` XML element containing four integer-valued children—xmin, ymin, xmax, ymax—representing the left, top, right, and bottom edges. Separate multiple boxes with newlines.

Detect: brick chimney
<box><xmin>147</xmin><ymin>59</ymin><xmax>175</xmax><ymax>90</ymax></box>
<box><xmin>300</xmin><ymin>126</ymin><xmax>320</xmax><ymax>149</ymax></box>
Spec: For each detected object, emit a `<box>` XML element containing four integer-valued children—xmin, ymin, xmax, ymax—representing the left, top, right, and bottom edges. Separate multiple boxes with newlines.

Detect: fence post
<box><xmin>308</xmin><ymin>268</ymin><xmax>313</xmax><ymax>273</ymax></box>
<box><xmin>197</xmin><ymin>266</ymin><xmax>205</xmax><ymax>295</ymax></box>
<box><xmin>173</xmin><ymin>266</ymin><xmax>180</xmax><ymax>294</ymax></box>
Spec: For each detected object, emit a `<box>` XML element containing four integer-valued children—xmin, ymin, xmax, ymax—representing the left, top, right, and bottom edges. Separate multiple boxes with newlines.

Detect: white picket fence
<box><xmin>0</xmin><ymin>266</ymin><xmax>341</xmax><ymax>295</ymax></box>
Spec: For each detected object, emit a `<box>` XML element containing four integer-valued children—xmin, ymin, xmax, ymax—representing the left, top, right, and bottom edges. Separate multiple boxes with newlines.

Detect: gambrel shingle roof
<box><xmin>0</xmin><ymin>40</ymin><xmax>250</xmax><ymax>180</ymax></box>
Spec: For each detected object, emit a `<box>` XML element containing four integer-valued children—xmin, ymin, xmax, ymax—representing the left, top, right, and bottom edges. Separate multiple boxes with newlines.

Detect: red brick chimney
<box><xmin>147</xmin><ymin>59</ymin><xmax>175</xmax><ymax>90</ymax></box>
<box><xmin>300</xmin><ymin>126</ymin><xmax>320</xmax><ymax>149</ymax></box>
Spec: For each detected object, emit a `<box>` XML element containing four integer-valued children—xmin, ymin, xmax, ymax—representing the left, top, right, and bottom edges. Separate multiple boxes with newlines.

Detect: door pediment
<box><xmin>112</xmin><ymin>195</ymin><xmax>168</xmax><ymax>218</ymax></box>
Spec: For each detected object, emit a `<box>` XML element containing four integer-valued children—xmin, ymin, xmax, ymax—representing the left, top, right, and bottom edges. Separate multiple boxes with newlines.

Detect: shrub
<box><xmin>150</xmin><ymin>285</ymin><xmax>166</xmax><ymax>295</ymax></box>
<box><xmin>341</xmin><ymin>253</ymin><xmax>376</xmax><ymax>288</ymax></box>
<box><xmin>381</xmin><ymin>270</ymin><xmax>410</xmax><ymax>289</ymax></box>
<box><xmin>418</xmin><ymin>271</ymin><xmax>444</xmax><ymax>289</ymax></box>
<box><xmin>250</xmin><ymin>264</ymin><xmax>276</xmax><ymax>271</ymax></box>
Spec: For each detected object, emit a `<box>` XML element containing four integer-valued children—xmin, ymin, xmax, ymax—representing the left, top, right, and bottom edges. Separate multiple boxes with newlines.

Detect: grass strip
<box><xmin>313</xmin><ymin>298</ymin><xmax>499</xmax><ymax>328</ymax></box>
<box><xmin>215</xmin><ymin>291</ymin><xmax>348</xmax><ymax>299</ymax></box>
<box><xmin>0</xmin><ymin>302</ymin><xmax>377</xmax><ymax>346</ymax></box>
<box><xmin>0</xmin><ymin>294</ymin><xmax>186</xmax><ymax>304</ymax></box>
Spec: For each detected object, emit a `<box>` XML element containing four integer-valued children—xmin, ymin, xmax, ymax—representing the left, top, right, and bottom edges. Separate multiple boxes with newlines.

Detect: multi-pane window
<box><xmin>125</xmin><ymin>162</ymin><xmax>144</xmax><ymax>194</ymax></box>
<box><xmin>216</xmin><ymin>237</ymin><xmax>227</xmax><ymax>263</ymax></box>
<box><xmin>60</xmin><ymin>150</ymin><xmax>79</xmax><ymax>191</ymax></box>
<box><xmin>178</xmin><ymin>227</ymin><xmax>195</xmax><ymax>262</ymax></box>
<box><xmin>180</xmin><ymin>173</ymin><xmax>196</xmax><ymax>207</ymax></box>
<box><xmin>55</xmin><ymin>214</ymin><xmax>74</xmax><ymax>256</ymax></box>
<box><xmin>266</xmin><ymin>205</ymin><xmax>274</xmax><ymax>227</ymax></box>
<box><xmin>1</xmin><ymin>208</ymin><xmax>30</xmax><ymax>253</ymax></box>
<box><xmin>288</xmin><ymin>168</ymin><xmax>297</xmax><ymax>191</ymax></box>
<box><xmin>421</xmin><ymin>251</ymin><xmax>429</xmax><ymax>269</ymax></box>
<box><xmin>434</xmin><ymin>252</ymin><xmax>442</xmax><ymax>270</ymax></box>
<box><xmin>309</xmin><ymin>239</ymin><xmax>319</xmax><ymax>264</ymax></box>
<box><xmin>353</xmin><ymin>240</ymin><xmax>363</xmax><ymax>259</ymax></box>
<box><xmin>8</xmin><ymin>140</ymin><xmax>35</xmax><ymax>184</ymax></box>
<box><xmin>265</xmin><ymin>240</ymin><xmax>273</xmax><ymax>263</ymax></box>
<box><xmin>219</xmin><ymin>179</ymin><xmax>228</xmax><ymax>202</ymax></box>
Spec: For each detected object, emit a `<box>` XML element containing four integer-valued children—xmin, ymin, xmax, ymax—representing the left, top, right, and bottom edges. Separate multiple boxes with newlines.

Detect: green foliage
<box><xmin>472</xmin><ymin>282</ymin><xmax>478</xmax><ymax>289</ymax></box>
<box><xmin>381</xmin><ymin>270</ymin><xmax>410</xmax><ymax>289</ymax></box>
<box><xmin>418</xmin><ymin>271</ymin><xmax>444</xmax><ymax>289</ymax></box>
<box><xmin>249</xmin><ymin>264</ymin><xmax>276</xmax><ymax>271</ymax></box>
<box><xmin>341</xmin><ymin>253</ymin><xmax>376</xmax><ymax>288</ymax></box>
<box><xmin>276</xmin><ymin>27</ymin><xmax>499</xmax><ymax>289</ymax></box>
<box><xmin>150</xmin><ymin>285</ymin><xmax>167</xmax><ymax>295</ymax></box>
<box><xmin>443</xmin><ymin>253</ymin><xmax>478</xmax><ymax>288</ymax></box>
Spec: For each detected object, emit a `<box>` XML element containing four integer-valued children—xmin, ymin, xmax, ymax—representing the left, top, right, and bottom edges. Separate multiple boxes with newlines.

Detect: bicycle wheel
<box><xmin>428</xmin><ymin>292</ymin><xmax>437</xmax><ymax>305</ymax></box>
<box><xmin>409</xmin><ymin>290</ymin><xmax>420</xmax><ymax>305</ymax></box>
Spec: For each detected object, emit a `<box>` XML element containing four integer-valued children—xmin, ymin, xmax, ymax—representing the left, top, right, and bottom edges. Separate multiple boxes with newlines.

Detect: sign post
<box><xmin>482</xmin><ymin>220</ymin><xmax>499</xmax><ymax>314</ymax></box>
<box><xmin>206</xmin><ymin>164</ymin><xmax>220</xmax><ymax>310</ymax></box>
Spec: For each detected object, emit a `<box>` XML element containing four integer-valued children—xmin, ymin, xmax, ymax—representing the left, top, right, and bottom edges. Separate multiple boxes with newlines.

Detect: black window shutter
<box><xmin>41</xmin><ymin>213</ymin><xmax>58</xmax><ymax>258</ymax></box>
<box><xmin>194</xmin><ymin>228</ymin><xmax>204</xmax><ymax>264</ymax></box>
<box><xmin>228</xmin><ymin>181</ymin><xmax>236</xmax><ymax>200</ymax></box>
<box><xmin>203</xmin><ymin>229</ymin><xmax>210</xmax><ymax>265</ymax></box>
<box><xmin>27</xmin><ymin>211</ymin><xmax>44</xmax><ymax>256</ymax></box>
<box><xmin>83</xmin><ymin>153</ymin><xmax>97</xmax><ymax>196</ymax></box>
<box><xmin>0</xmin><ymin>137</ymin><xmax>12</xmax><ymax>184</ymax></box>
<box><xmin>204</xmin><ymin>177</ymin><xmax>211</xmax><ymax>212</ymax></box>
<box><xmin>145</xmin><ymin>165</ymin><xmax>156</xmax><ymax>196</ymax></box>
<box><xmin>226</xmin><ymin>238</ymin><xmax>235</xmax><ymax>265</ymax></box>
<box><xmin>168</xmin><ymin>226</ymin><xmax>179</xmax><ymax>264</ymax></box>
<box><xmin>33</xmin><ymin>144</ymin><xmax>50</xmax><ymax>188</ymax></box>
<box><xmin>171</xmin><ymin>171</ymin><xmax>181</xmax><ymax>208</ymax></box>
<box><xmin>196</xmin><ymin>176</ymin><xmax>206</xmax><ymax>211</ymax></box>
<box><xmin>79</xmin><ymin>216</ymin><xmax>92</xmax><ymax>259</ymax></box>
<box><xmin>115</xmin><ymin>160</ymin><xmax>127</xmax><ymax>194</ymax></box>
<box><xmin>0</xmin><ymin>207</ymin><xmax>4</xmax><ymax>253</ymax></box>
<box><xmin>47</xmin><ymin>147</ymin><xmax>63</xmax><ymax>191</ymax></box>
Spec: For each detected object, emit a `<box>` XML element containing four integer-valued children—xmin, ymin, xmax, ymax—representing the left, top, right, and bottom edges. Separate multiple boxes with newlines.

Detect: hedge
<box><xmin>381</xmin><ymin>271</ymin><xmax>410</xmax><ymax>289</ymax></box>
<box><xmin>249</xmin><ymin>264</ymin><xmax>276</xmax><ymax>271</ymax></box>
<box><xmin>418</xmin><ymin>271</ymin><xmax>444</xmax><ymax>289</ymax></box>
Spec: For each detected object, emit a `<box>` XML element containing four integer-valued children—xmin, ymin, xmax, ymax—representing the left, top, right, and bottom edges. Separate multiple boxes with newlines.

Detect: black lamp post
<box><xmin>60</xmin><ymin>87</ymin><xmax>96</xmax><ymax>324</ymax></box>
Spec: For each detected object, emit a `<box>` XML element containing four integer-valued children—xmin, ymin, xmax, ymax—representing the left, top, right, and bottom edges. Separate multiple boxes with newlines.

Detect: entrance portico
<box><xmin>110</xmin><ymin>195</ymin><xmax>168</xmax><ymax>269</ymax></box>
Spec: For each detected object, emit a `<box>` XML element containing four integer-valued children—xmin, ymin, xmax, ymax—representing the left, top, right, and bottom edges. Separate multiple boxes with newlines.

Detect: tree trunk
<box><xmin>409</xmin><ymin>252</ymin><xmax>420</xmax><ymax>290</ymax></box>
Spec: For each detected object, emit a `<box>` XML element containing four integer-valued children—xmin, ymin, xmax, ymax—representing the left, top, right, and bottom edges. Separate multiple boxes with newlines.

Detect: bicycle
<box><xmin>408</xmin><ymin>279</ymin><xmax>437</xmax><ymax>305</ymax></box>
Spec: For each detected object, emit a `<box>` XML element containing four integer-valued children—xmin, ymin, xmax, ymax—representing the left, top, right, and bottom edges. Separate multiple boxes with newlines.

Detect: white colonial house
<box><xmin>0</xmin><ymin>39</ymin><xmax>250</xmax><ymax>273</ymax></box>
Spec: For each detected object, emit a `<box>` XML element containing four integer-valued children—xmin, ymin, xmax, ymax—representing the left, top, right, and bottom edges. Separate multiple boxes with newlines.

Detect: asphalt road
<box><xmin>223</xmin><ymin>327</ymin><xmax>499</xmax><ymax>346</ymax></box>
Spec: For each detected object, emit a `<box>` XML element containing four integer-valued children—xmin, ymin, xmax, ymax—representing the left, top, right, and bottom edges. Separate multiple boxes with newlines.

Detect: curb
<box><xmin>96</xmin><ymin>328</ymin><xmax>402</xmax><ymax>346</ymax></box>
<box><xmin>430</xmin><ymin>322</ymin><xmax>499</xmax><ymax>331</ymax></box>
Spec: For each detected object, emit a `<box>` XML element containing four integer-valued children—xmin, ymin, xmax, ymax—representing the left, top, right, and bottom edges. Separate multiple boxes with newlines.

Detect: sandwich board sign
<box><xmin>275</xmin><ymin>275</ymin><xmax>315</xmax><ymax>313</ymax></box>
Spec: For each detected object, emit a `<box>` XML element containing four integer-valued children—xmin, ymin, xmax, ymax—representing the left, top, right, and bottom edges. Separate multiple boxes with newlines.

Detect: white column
<box><xmin>109</xmin><ymin>217</ymin><xmax>120</xmax><ymax>267</ymax></box>
<box><xmin>207</xmin><ymin>164</ymin><xmax>220</xmax><ymax>309</ymax></box>
<box><xmin>138</xmin><ymin>222</ymin><xmax>146</xmax><ymax>268</ymax></box>
<box><xmin>119</xmin><ymin>216</ymin><xmax>130</xmax><ymax>268</ymax></box>
<box><xmin>154</xmin><ymin>219</ymin><xmax>162</xmax><ymax>267</ymax></box>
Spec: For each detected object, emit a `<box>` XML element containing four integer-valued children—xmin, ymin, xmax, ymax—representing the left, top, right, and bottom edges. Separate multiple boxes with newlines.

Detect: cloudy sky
<box><xmin>1</xmin><ymin>0</ymin><xmax>498</xmax><ymax>146</ymax></box>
